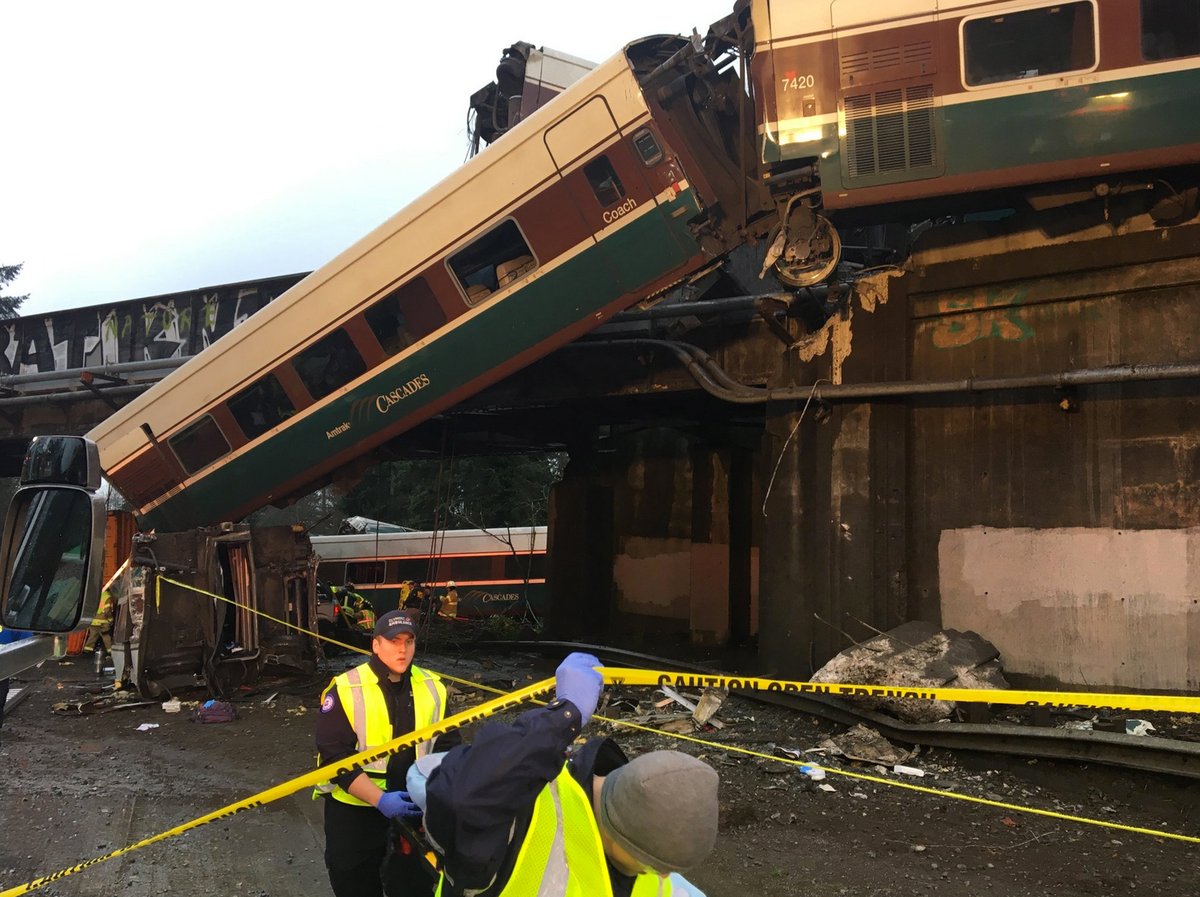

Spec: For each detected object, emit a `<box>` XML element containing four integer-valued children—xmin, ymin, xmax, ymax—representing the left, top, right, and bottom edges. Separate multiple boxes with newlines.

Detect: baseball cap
<box><xmin>374</xmin><ymin>609</ymin><xmax>418</xmax><ymax>639</ymax></box>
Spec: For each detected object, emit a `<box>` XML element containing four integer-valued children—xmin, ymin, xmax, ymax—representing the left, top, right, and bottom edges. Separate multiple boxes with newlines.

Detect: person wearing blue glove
<box><xmin>377</xmin><ymin>790</ymin><xmax>425</xmax><ymax>820</ymax></box>
<box><xmin>313</xmin><ymin>609</ymin><xmax>460</xmax><ymax>897</ymax></box>
<box><xmin>418</xmin><ymin>652</ymin><xmax>720</xmax><ymax>897</ymax></box>
<box><xmin>555</xmin><ymin>651</ymin><xmax>604</xmax><ymax>726</ymax></box>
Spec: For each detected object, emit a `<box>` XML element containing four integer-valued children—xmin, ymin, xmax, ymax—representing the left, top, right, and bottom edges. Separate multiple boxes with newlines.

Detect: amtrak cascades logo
<box><xmin>376</xmin><ymin>373</ymin><xmax>431</xmax><ymax>413</ymax></box>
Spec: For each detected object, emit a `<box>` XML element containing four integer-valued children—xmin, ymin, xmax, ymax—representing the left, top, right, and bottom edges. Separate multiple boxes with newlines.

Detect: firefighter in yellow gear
<box><xmin>334</xmin><ymin>584</ymin><xmax>374</xmax><ymax>633</ymax></box>
<box><xmin>82</xmin><ymin>588</ymin><xmax>115</xmax><ymax>655</ymax></box>
<box><xmin>398</xmin><ymin>579</ymin><xmax>414</xmax><ymax>608</ymax></box>
<box><xmin>351</xmin><ymin>593</ymin><xmax>376</xmax><ymax>634</ymax></box>
<box><xmin>439</xmin><ymin>582</ymin><xmax>459</xmax><ymax>619</ymax></box>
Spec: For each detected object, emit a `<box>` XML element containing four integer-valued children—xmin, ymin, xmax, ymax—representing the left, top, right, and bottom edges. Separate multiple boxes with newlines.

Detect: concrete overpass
<box><xmin>4</xmin><ymin>208</ymin><xmax>1200</xmax><ymax>691</ymax></box>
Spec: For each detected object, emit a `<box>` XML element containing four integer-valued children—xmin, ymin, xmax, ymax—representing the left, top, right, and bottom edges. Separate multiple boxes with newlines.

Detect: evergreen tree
<box><xmin>0</xmin><ymin>263</ymin><xmax>28</xmax><ymax>318</ymax></box>
<box><xmin>339</xmin><ymin>453</ymin><xmax>565</xmax><ymax>531</ymax></box>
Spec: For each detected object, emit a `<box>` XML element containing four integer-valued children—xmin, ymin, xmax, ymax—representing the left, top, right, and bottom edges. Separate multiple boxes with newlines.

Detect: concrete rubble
<box><xmin>812</xmin><ymin>620</ymin><xmax>1008</xmax><ymax>723</ymax></box>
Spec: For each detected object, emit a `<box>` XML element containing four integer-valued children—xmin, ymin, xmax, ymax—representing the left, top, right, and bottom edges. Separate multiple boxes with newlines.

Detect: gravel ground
<box><xmin>1</xmin><ymin>648</ymin><xmax>1197</xmax><ymax>897</ymax></box>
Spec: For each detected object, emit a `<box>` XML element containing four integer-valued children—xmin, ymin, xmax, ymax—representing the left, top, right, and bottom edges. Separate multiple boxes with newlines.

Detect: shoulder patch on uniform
<box><xmin>320</xmin><ymin>693</ymin><xmax>335</xmax><ymax>713</ymax></box>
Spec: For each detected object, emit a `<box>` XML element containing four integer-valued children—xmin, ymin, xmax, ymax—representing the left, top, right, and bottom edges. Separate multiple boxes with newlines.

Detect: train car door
<box><xmin>544</xmin><ymin>96</ymin><xmax>677</xmax><ymax>295</ymax></box>
<box><xmin>831</xmin><ymin>0</ymin><xmax>945</xmax><ymax>197</ymax></box>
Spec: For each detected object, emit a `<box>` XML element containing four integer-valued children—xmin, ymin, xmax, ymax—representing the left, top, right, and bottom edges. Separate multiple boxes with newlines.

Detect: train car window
<box><xmin>584</xmin><ymin>156</ymin><xmax>627</xmax><ymax>207</ymax></box>
<box><xmin>446</xmin><ymin>555</ymin><xmax>493</xmax><ymax>581</ymax></box>
<box><xmin>394</xmin><ymin>559</ymin><xmax>430</xmax><ymax>581</ymax></box>
<box><xmin>633</xmin><ymin>130</ymin><xmax>663</xmax><ymax>167</ymax></box>
<box><xmin>228</xmin><ymin>374</ymin><xmax>294</xmax><ymax>440</ymax></box>
<box><xmin>365</xmin><ymin>277</ymin><xmax>447</xmax><ymax>356</ymax></box>
<box><xmin>447</xmin><ymin>219</ymin><xmax>537</xmax><ymax>305</ymax></box>
<box><xmin>293</xmin><ymin>328</ymin><xmax>367</xmax><ymax>400</ymax></box>
<box><xmin>1141</xmin><ymin>0</ymin><xmax>1200</xmax><ymax>60</ymax></box>
<box><xmin>169</xmin><ymin>415</ymin><xmax>231</xmax><ymax>475</ymax></box>
<box><xmin>347</xmin><ymin>561</ymin><xmax>385</xmax><ymax>584</ymax></box>
<box><xmin>503</xmin><ymin>553</ymin><xmax>546</xmax><ymax>580</ymax></box>
<box><xmin>962</xmin><ymin>2</ymin><xmax>1096</xmax><ymax>87</ymax></box>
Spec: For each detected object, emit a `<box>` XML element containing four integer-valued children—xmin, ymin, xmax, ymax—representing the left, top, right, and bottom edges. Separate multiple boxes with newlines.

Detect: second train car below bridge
<box><xmin>88</xmin><ymin>35</ymin><xmax>768</xmax><ymax>533</ymax></box>
<box><xmin>312</xmin><ymin>527</ymin><xmax>548</xmax><ymax>619</ymax></box>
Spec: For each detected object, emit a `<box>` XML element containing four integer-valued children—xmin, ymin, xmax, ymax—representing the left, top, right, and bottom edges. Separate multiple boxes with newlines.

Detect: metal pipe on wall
<box><xmin>574</xmin><ymin>339</ymin><xmax>1200</xmax><ymax>404</ymax></box>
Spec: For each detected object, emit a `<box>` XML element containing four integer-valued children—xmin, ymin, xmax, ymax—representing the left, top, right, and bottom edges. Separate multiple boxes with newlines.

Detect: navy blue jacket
<box><xmin>426</xmin><ymin>700</ymin><xmax>637</xmax><ymax>897</ymax></box>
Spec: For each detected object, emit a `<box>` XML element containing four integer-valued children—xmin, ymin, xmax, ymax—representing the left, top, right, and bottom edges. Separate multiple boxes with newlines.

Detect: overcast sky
<box><xmin>1</xmin><ymin>0</ymin><xmax>732</xmax><ymax>316</ymax></box>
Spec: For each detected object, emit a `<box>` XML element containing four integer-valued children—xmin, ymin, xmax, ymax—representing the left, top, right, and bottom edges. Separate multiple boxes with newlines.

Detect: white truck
<box><xmin>0</xmin><ymin>437</ymin><xmax>107</xmax><ymax>679</ymax></box>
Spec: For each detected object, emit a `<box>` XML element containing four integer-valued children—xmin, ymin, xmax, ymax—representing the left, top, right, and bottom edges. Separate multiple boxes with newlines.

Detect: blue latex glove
<box><xmin>377</xmin><ymin>790</ymin><xmax>423</xmax><ymax>820</ymax></box>
<box><xmin>555</xmin><ymin>652</ymin><xmax>603</xmax><ymax>727</ymax></box>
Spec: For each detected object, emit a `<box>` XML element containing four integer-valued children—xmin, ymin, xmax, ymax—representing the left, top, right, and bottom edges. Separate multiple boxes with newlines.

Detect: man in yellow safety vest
<box><xmin>414</xmin><ymin>653</ymin><xmax>719</xmax><ymax>896</ymax></box>
<box><xmin>314</xmin><ymin>609</ymin><xmax>459</xmax><ymax>897</ymax></box>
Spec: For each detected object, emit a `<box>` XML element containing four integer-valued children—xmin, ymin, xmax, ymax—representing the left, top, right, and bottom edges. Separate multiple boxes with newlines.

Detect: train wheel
<box><xmin>773</xmin><ymin>215</ymin><xmax>842</xmax><ymax>287</ymax></box>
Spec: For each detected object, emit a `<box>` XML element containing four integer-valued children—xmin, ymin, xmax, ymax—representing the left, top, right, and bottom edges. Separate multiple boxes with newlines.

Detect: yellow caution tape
<box><xmin>604</xmin><ymin>668</ymin><xmax>1200</xmax><ymax>714</ymax></box>
<box><xmin>0</xmin><ymin>676</ymin><xmax>556</xmax><ymax>897</ymax></box>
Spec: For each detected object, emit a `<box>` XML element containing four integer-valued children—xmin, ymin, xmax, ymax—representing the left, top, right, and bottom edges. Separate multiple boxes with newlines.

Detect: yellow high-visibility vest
<box><xmin>434</xmin><ymin>765</ymin><xmax>674</xmax><ymax>897</ymax></box>
<box><xmin>314</xmin><ymin>662</ymin><xmax>446</xmax><ymax>806</ymax></box>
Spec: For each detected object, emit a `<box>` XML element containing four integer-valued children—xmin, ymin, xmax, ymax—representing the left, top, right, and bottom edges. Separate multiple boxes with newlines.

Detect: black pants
<box><xmin>0</xmin><ymin>678</ymin><xmax>9</xmax><ymax>743</ymax></box>
<box><xmin>323</xmin><ymin>797</ymin><xmax>435</xmax><ymax>897</ymax></box>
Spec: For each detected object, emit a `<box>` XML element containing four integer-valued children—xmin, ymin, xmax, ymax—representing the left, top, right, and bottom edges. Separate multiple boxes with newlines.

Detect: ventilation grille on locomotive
<box><xmin>840</xmin><ymin>41</ymin><xmax>934</xmax><ymax>78</ymax></box>
<box><xmin>843</xmin><ymin>84</ymin><xmax>937</xmax><ymax>178</ymax></box>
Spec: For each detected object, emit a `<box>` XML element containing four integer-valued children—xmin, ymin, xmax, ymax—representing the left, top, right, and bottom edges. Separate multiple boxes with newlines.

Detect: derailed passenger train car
<box><xmin>85</xmin><ymin>34</ymin><xmax>770</xmax><ymax>534</ymax></box>
<box><xmin>112</xmin><ymin>525</ymin><xmax>319</xmax><ymax>697</ymax></box>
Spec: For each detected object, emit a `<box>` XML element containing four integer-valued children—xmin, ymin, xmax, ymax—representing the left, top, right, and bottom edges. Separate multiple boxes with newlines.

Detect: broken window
<box><xmin>447</xmin><ymin>219</ymin><xmax>537</xmax><ymax>305</ymax></box>
<box><xmin>1141</xmin><ymin>0</ymin><xmax>1200</xmax><ymax>60</ymax></box>
<box><xmin>365</xmin><ymin>276</ymin><xmax>447</xmax><ymax>356</ymax></box>
<box><xmin>169</xmin><ymin>415</ymin><xmax>231</xmax><ymax>475</ymax></box>
<box><xmin>584</xmin><ymin>155</ymin><xmax>627</xmax><ymax>207</ymax></box>
<box><xmin>962</xmin><ymin>2</ymin><xmax>1096</xmax><ymax>87</ymax></box>
<box><xmin>228</xmin><ymin>374</ymin><xmax>295</xmax><ymax>441</ymax></box>
<box><xmin>293</xmin><ymin>328</ymin><xmax>367</xmax><ymax>400</ymax></box>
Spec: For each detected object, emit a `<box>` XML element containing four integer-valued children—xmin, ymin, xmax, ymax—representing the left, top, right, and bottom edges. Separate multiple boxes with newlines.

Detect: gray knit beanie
<box><xmin>597</xmin><ymin>750</ymin><xmax>719</xmax><ymax>873</ymax></box>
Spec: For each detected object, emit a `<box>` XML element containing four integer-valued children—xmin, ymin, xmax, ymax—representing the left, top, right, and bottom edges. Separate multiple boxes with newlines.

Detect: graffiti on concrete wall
<box><xmin>0</xmin><ymin>273</ymin><xmax>307</xmax><ymax>376</ymax></box>
<box><xmin>931</xmin><ymin>285</ymin><xmax>1035</xmax><ymax>349</ymax></box>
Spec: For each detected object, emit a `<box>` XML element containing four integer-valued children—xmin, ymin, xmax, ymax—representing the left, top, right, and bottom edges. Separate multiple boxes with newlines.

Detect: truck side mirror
<box><xmin>0</xmin><ymin>437</ymin><xmax>107</xmax><ymax>634</ymax></box>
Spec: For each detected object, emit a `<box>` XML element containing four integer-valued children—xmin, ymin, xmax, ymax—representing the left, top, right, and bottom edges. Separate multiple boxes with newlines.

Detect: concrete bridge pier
<box><xmin>546</xmin><ymin>427</ymin><xmax>761</xmax><ymax>651</ymax></box>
